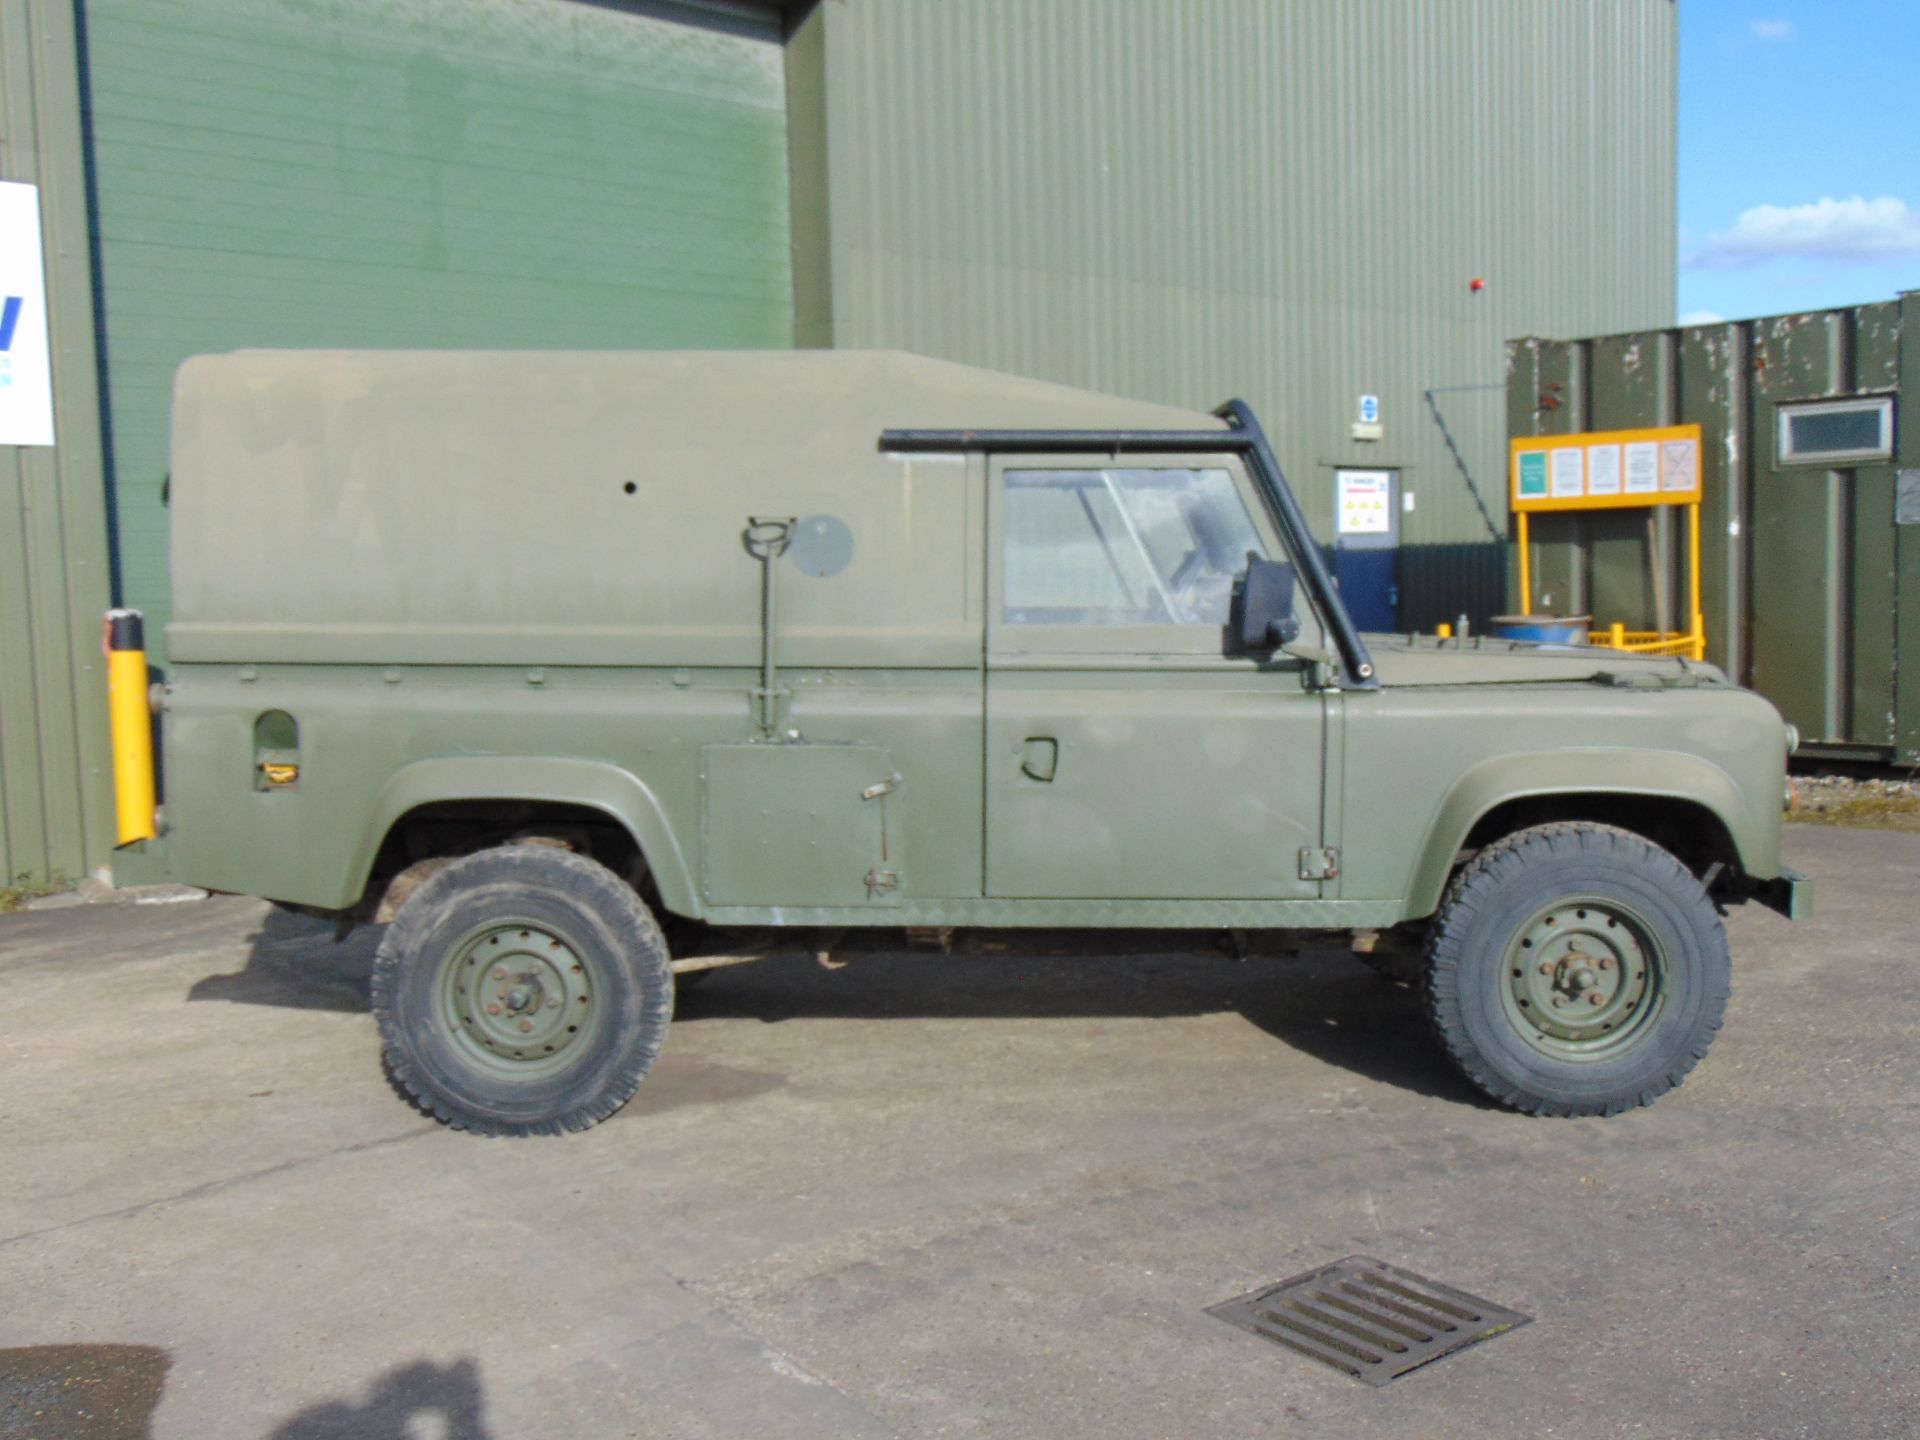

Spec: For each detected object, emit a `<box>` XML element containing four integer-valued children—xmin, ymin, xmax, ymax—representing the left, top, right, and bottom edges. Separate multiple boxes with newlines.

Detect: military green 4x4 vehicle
<box><xmin>148</xmin><ymin>350</ymin><xmax>1807</xmax><ymax>1134</ymax></box>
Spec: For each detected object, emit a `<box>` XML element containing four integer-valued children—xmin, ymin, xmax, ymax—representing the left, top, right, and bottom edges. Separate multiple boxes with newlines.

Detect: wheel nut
<box><xmin>1589</xmin><ymin>992</ymin><xmax>1604</xmax><ymax>1006</ymax></box>
<box><xmin>518</xmin><ymin>1019</ymin><xmax>534</xmax><ymax>1033</ymax></box>
<box><xmin>1552</xmin><ymin>996</ymin><xmax>1566</xmax><ymax>1007</ymax></box>
<box><xmin>491</xmin><ymin>967</ymin><xmax>507</xmax><ymax>981</ymax></box>
<box><xmin>485</xmin><ymin>1002</ymin><xmax>501</xmax><ymax>1016</ymax></box>
<box><xmin>1598</xmin><ymin>957</ymin><xmax>1615</xmax><ymax>971</ymax></box>
<box><xmin>547</xmin><ymin>997</ymin><xmax>561</xmax><ymax>1009</ymax></box>
<box><xmin>1538</xmin><ymin>962</ymin><xmax>1554</xmax><ymax>976</ymax></box>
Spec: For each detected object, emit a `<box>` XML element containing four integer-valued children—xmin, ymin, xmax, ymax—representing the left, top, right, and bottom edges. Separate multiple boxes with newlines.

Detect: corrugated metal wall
<box><xmin>79</xmin><ymin>0</ymin><xmax>794</xmax><ymax>667</ymax></box>
<box><xmin>0</xmin><ymin>0</ymin><xmax>116</xmax><ymax>888</ymax></box>
<box><xmin>806</xmin><ymin>0</ymin><xmax>1677</xmax><ymax>629</ymax></box>
<box><xmin>7</xmin><ymin>0</ymin><xmax>1681</xmax><ymax>886</ymax></box>
<box><xmin>1511</xmin><ymin>300</ymin><xmax>1919</xmax><ymax>764</ymax></box>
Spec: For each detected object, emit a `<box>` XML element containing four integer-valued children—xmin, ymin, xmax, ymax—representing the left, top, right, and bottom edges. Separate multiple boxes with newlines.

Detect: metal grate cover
<box><xmin>1208</xmin><ymin>1256</ymin><xmax>1530</xmax><ymax>1386</ymax></box>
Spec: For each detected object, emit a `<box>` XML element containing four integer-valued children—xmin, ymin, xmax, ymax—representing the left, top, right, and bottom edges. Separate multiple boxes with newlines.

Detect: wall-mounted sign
<box><xmin>0</xmin><ymin>182</ymin><xmax>56</xmax><ymax>448</ymax></box>
<box><xmin>1509</xmin><ymin>424</ymin><xmax>1702</xmax><ymax>512</ymax></box>
<box><xmin>1336</xmin><ymin>469</ymin><xmax>1393</xmax><ymax>535</ymax></box>
<box><xmin>1358</xmin><ymin>394</ymin><xmax>1379</xmax><ymax>425</ymax></box>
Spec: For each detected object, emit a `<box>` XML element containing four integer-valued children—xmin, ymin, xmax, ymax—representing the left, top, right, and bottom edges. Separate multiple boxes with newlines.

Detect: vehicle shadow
<box><xmin>675</xmin><ymin>945</ymin><xmax>1494</xmax><ymax>1110</ymax></box>
<box><xmin>268</xmin><ymin>1356</ymin><xmax>492</xmax><ymax>1439</ymax></box>
<box><xmin>190</xmin><ymin>908</ymin><xmax>1490</xmax><ymax>1109</ymax></box>
<box><xmin>188</xmin><ymin>904</ymin><xmax>381</xmax><ymax>1013</ymax></box>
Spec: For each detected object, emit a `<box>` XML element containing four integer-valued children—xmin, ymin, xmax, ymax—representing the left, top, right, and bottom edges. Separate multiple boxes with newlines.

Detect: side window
<box><xmin>1003</xmin><ymin>468</ymin><xmax>1268</xmax><ymax>626</ymax></box>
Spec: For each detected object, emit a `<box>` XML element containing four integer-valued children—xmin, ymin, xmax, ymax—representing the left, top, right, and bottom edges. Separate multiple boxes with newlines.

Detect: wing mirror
<box><xmin>1228</xmin><ymin>554</ymin><xmax>1301</xmax><ymax>654</ymax></box>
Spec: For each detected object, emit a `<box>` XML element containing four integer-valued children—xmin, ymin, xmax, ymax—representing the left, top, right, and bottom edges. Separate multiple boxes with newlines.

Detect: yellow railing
<box><xmin>1516</xmin><ymin>493</ymin><xmax>1707</xmax><ymax>663</ymax></box>
<box><xmin>1588</xmin><ymin>621</ymin><xmax>1706</xmax><ymax>661</ymax></box>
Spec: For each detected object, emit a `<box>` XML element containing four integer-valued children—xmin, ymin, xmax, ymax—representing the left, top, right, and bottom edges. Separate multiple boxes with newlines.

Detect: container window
<box><xmin>1777</xmin><ymin>397</ymin><xmax>1894</xmax><ymax>465</ymax></box>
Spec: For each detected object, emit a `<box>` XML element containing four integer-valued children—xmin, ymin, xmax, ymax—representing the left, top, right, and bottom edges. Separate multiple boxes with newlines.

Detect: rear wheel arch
<box><xmin>347</xmin><ymin>758</ymin><xmax>698</xmax><ymax>920</ymax></box>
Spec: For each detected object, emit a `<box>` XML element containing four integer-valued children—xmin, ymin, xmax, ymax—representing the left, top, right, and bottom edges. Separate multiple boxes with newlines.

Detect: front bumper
<box><xmin>1751</xmin><ymin>865</ymin><xmax>1813</xmax><ymax>921</ymax></box>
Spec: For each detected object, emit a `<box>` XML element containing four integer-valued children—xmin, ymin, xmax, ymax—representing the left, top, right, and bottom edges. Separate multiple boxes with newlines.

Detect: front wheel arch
<box><xmin>1402</xmin><ymin>750</ymin><xmax>1768</xmax><ymax>920</ymax></box>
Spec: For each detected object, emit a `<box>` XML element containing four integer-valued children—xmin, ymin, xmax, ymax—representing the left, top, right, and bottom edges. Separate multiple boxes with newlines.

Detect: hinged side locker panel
<box><xmin>700</xmin><ymin>744</ymin><xmax>905</xmax><ymax>907</ymax></box>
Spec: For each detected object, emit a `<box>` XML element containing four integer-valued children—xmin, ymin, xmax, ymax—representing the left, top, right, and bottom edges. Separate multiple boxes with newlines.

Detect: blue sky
<box><xmin>1679</xmin><ymin>1</ymin><xmax>1920</xmax><ymax>323</ymax></box>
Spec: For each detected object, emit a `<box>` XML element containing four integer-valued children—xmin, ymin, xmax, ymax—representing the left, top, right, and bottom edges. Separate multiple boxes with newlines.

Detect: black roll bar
<box><xmin>879</xmin><ymin>400</ymin><xmax>1378</xmax><ymax>688</ymax></box>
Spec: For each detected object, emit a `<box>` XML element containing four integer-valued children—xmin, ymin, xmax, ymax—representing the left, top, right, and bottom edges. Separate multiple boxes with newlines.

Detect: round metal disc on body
<box><xmin>788</xmin><ymin>514</ymin><xmax>854</xmax><ymax>578</ymax></box>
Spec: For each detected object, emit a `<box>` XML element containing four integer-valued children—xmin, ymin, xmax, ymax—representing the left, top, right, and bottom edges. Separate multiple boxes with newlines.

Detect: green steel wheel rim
<box><xmin>1498</xmin><ymin>897</ymin><xmax>1668</xmax><ymax>1063</ymax></box>
<box><xmin>435</xmin><ymin>919</ymin><xmax>605</xmax><ymax>1082</ymax></box>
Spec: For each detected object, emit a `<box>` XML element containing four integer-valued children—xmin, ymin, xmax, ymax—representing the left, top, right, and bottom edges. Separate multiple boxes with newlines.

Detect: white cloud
<box><xmin>1750</xmin><ymin>18</ymin><xmax>1793</xmax><ymax>41</ymax></box>
<box><xmin>1686</xmin><ymin>195</ymin><xmax>1920</xmax><ymax>269</ymax></box>
<box><xmin>1678</xmin><ymin>309</ymin><xmax>1727</xmax><ymax>326</ymax></box>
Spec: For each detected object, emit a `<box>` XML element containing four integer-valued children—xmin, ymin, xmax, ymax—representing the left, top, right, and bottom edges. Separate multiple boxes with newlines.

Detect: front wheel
<box><xmin>1424</xmin><ymin>823</ymin><xmax>1730</xmax><ymax>1117</ymax></box>
<box><xmin>372</xmin><ymin>844</ymin><xmax>674</xmax><ymax>1135</ymax></box>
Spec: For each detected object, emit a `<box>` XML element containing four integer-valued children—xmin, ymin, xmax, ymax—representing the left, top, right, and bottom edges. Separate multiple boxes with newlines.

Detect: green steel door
<box><xmin>984</xmin><ymin>459</ymin><xmax>1325</xmax><ymax>900</ymax></box>
<box><xmin>79</xmin><ymin>0</ymin><xmax>794</xmax><ymax>661</ymax></box>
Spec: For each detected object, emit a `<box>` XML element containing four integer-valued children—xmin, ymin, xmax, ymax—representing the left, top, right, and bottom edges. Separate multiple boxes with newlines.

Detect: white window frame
<box><xmin>1776</xmin><ymin>396</ymin><xmax>1895</xmax><ymax>467</ymax></box>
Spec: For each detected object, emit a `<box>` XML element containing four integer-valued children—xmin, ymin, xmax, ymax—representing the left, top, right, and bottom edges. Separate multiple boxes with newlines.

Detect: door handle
<box><xmin>1020</xmin><ymin>737</ymin><xmax>1058</xmax><ymax>783</ymax></box>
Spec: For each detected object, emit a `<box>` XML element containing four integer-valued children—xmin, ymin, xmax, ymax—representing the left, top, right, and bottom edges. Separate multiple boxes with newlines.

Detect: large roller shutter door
<box><xmin>80</xmin><ymin>0</ymin><xmax>793</xmax><ymax>658</ymax></box>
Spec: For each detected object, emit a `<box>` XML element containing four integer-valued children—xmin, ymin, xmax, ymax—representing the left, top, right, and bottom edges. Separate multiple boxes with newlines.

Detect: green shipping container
<box><xmin>1509</xmin><ymin>296</ymin><xmax>1920</xmax><ymax>765</ymax></box>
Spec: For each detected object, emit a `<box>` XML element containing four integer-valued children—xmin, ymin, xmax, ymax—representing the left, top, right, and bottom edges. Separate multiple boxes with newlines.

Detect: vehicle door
<box><xmin>985</xmin><ymin>457</ymin><xmax>1330</xmax><ymax>900</ymax></box>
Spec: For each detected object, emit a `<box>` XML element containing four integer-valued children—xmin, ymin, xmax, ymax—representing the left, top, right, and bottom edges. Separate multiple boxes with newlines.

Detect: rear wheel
<box><xmin>1424</xmin><ymin>822</ymin><xmax>1729</xmax><ymax>1116</ymax></box>
<box><xmin>372</xmin><ymin>844</ymin><xmax>673</xmax><ymax>1135</ymax></box>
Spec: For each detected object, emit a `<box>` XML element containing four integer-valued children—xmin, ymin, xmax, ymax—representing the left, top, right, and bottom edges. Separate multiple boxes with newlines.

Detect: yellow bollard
<box><xmin>1436</xmin><ymin>622</ymin><xmax>1453</xmax><ymax>639</ymax></box>
<box><xmin>105</xmin><ymin>608</ymin><xmax>157</xmax><ymax>844</ymax></box>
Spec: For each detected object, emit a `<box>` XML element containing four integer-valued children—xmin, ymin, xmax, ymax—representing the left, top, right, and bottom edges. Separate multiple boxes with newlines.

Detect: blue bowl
<box><xmin>1490</xmin><ymin>614</ymin><xmax>1591</xmax><ymax>646</ymax></box>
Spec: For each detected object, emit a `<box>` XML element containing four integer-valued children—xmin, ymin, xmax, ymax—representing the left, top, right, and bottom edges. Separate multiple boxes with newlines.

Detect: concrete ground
<box><xmin>0</xmin><ymin>824</ymin><xmax>1912</xmax><ymax>1440</ymax></box>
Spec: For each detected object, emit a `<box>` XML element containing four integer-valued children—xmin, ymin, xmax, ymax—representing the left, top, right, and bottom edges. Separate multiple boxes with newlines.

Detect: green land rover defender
<box><xmin>137</xmin><ymin>349</ymin><xmax>1807</xmax><ymax>1134</ymax></box>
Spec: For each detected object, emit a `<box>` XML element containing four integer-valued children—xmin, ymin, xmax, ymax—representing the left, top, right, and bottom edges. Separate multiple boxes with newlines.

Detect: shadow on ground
<box><xmin>188</xmin><ymin>906</ymin><xmax>381</xmax><ymax>1013</ymax></box>
<box><xmin>189</xmin><ymin>908</ymin><xmax>1489</xmax><ymax>1109</ymax></box>
<box><xmin>268</xmin><ymin>1357</ymin><xmax>492</xmax><ymax>1439</ymax></box>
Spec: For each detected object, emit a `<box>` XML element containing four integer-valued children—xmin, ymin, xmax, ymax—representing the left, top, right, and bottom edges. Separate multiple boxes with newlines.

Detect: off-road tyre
<box><xmin>1424</xmin><ymin>822</ymin><xmax>1730</xmax><ymax>1117</ymax></box>
<box><xmin>372</xmin><ymin>845</ymin><xmax>674</xmax><ymax>1135</ymax></box>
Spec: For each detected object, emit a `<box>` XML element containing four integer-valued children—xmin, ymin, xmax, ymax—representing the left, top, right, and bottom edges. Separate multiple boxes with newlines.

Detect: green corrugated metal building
<box><xmin>1</xmin><ymin>0</ymin><xmax>1677</xmax><ymax>885</ymax></box>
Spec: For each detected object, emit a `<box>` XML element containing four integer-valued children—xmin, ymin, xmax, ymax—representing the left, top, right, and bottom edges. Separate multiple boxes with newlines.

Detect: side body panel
<box><xmin>1337</xmin><ymin>681</ymin><xmax>1788</xmax><ymax>913</ymax></box>
<box><xmin>985</xmin><ymin>665</ymin><xmax>1325</xmax><ymax>900</ymax></box>
<box><xmin>161</xmin><ymin>665</ymin><xmax>985</xmax><ymax>919</ymax></box>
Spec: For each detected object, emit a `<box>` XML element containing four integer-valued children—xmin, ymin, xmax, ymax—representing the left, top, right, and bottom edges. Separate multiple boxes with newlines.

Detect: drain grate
<box><xmin>1208</xmin><ymin>1256</ymin><xmax>1530</xmax><ymax>1386</ymax></box>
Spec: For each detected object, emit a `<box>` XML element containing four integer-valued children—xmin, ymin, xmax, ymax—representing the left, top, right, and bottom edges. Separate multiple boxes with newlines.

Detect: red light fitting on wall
<box><xmin>1469</xmin><ymin>277</ymin><xmax>1487</xmax><ymax>293</ymax></box>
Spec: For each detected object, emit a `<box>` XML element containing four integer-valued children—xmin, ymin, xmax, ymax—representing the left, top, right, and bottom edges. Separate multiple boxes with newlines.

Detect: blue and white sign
<box><xmin>1358</xmin><ymin>394</ymin><xmax>1380</xmax><ymax>425</ymax></box>
<box><xmin>0</xmin><ymin>181</ymin><xmax>56</xmax><ymax>448</ymax></box>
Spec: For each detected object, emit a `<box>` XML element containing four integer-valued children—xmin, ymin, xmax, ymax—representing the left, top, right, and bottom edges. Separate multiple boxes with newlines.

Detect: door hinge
<box><xmin>1298</xmin><ymin>847</ymin><xmax>1341</xmax><ymax>881</ymax></box>
<box><xmin>865</xmin><ymin>868</ymin><xmax>901</xmax><ymax>898</ymax></box>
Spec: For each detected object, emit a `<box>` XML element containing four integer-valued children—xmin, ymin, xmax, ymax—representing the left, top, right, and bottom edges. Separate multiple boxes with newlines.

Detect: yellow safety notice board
<box><xmin>1509</xmin><ymin>425</ymin><xmax>1702</xmax><ymax>512</ymax></box>
<box><xmin>1507</xmin><ymin>424</ymin><xmax>1706</xmax><ymax>661</ymax></box>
